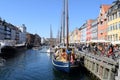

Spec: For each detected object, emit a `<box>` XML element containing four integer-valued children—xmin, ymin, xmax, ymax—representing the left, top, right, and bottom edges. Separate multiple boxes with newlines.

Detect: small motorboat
<box><xmin>47</xmin><ymin>47</ymin><xmax>54</xmax><ymax>53</ymax></box>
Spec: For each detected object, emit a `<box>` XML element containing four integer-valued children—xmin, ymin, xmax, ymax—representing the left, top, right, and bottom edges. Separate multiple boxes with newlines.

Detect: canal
<box><xmin>0</xmin><ymin>48</ymin><xmax>92</xmax><ymax>80</ymax></box>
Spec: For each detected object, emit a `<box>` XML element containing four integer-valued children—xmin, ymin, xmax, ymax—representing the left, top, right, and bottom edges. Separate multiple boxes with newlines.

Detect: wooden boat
<box><xmin>52</xmin><ymin>58</ymin><xmax>78</xmax><ymax>73</ymax></box>
<box><xmin>52</xmin><ymin>47</ymin><xmax>79</xmax><ymax>73</ymax></box>
<box><xmin>52</xmin><ymin>0</ymin><xmax>79</xmax><ymax>73</ymax></box>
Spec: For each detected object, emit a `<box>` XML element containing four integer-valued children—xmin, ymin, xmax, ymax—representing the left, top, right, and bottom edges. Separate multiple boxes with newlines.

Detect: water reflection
<box><xmin>52</xmin><ymin>67</ymin><xmax>91</xmax><ymax>80</ymax></box>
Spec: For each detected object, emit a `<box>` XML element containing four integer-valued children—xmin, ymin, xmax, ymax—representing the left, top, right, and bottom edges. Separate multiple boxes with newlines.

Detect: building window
<box><xmin>109</xmin><ymin>26</ymin><xmax>110</xmax><ymax>31</ymax></box>
<box><xmin>119</xmin><ymin>11</ymin><xmax>120</xmax><ymax>17</ymax></box>
<box><xmin>107</xmin><ymin>27</ymin><xmax>109</xmax><ymax>32</ymax></box>
<box><xmin>111</xmin><ymin>35</ymin><xmax>112</xmax><ymax>41</ymax></box>
<box><xmin>115</xmin><ymin>13</ymin><xmax>117</xmax><ymax>19</ymax></box>
<box><xmin>100</xmin><ymin>21</ymin><xmax>103</xmax><ymax>25</ymax></box>
<box><xmin>111</xmin><ymin>25</ymin><xmax>112</xmax><ymax>31</ymax></box>
<box><xmin>114</xmin><ymin>23</ymin><xmax>115</xmax><ymax>30</ymax></box>
<box><xmin>112</xmin><ymin>14</ymin><xmax>114</xmax><ymax>20</ymax></box>
<box><xmin>108</xmin><ymin>35</ymin><xmax>110</xmax><ymax>41</ymax></box>
<box><xmin>113</xmin><ymin>14</ymin><xmax>115</xmax><ymax>20</ymax></box>
<box><xmin>113</xmin><ymin>13</ymin><xmax>117</xmax><ymax>19</ymax></box>
<box><xmin>108</xmin><ymin>16</ymin><xmax>109</xmax><ymax>21</ymax></box>
<box><xmin>108</xmin><ymin>35</ymin><xmax>109</xmax><ymax>41</ymax></box>
<box><xmin>119</xmin><ymin>22</ymin><xmax>120</xmax><ymax>29</ymax></box>
<box><xmin>116</xmin><ymin>34</ymin><xmax>118</xmax><ymax>41</ymax></box>
<box><xmin>108</xmin><ymin>26</ymin><xmax>110</xmax><ymax>31</ymax></box>
<box><xmin>113</xmin><ymin>24</ymin><xmax>115</xmax><ymax>30</ymax></box>
<box><xmin>117</xmin><ymin>22</ymin><xmax>119</xmax><ymax>29</ymax></box>
<box><xmin>116</xmin><ymin>22</ymin><xmax>117</xmax><ymax>30</ymax></box>
<box><xmin>113</xmin><ymin>34</ymin><xmax>115</xmax><ymax>41</ymax></box>
<box><xmin>110</xmin><ymin>15</ymin><xmax>112</xmax><ymax>20</ymax></box>
<box><xmin>109</xmin><ymin>16</ymin><xmax>111</xmax><ymax>21</ymax></box>
<box><xmin>109</xmin><ymin>35</ymin><xmax>110</xmax><ymax>41</ymax></box>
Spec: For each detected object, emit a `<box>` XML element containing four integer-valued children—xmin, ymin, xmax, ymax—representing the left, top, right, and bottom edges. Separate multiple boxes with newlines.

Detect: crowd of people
<box><xmin>76</xmin><ymin>42</ymin><xmax>120</xmax><ymax>60</ymax></box>
<box><xmin>54</xmin><ymin>42</ymin><xmax>120</xmax><ymax>62</ymax></box>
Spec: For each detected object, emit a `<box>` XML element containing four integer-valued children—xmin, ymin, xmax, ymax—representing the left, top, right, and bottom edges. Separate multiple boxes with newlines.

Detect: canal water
<box><xmin>0</xmin><ymin>49</ymin><xmax>92</xmax><ymax>80</ymax></box>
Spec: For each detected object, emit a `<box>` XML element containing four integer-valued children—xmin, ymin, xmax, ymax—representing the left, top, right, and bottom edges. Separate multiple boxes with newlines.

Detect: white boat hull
<box><xmin>47</xmin><ymin>48</ymin><xmax>54</xmax><ymax>53</ymax></box>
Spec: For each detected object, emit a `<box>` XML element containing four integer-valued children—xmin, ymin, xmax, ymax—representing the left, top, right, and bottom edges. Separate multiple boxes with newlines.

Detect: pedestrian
<box><xmin>107</xmin><ymin>44</ymin><xmax>114</xmax><ymax>58</ymax></box>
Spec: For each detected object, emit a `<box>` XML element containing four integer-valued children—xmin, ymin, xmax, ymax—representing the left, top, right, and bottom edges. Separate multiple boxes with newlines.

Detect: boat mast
<box><xmin>66</xmin><ymin>0</ymin><xmax>70</xmax><ymax>72</ymax></box>
<box><xmin>63</xmin><ymin>0</ymin><xmax>65</xmax><ymax>44</ymax></box>
<box><xmin>57</xmin><ymin>29</ymin><xmax>60</xmax><ymax>44</ymax></box>
<box><xmin>66</xmin><ymin>0</ymin><xmax>69</xmax><ymax>49</ymax></box>
<box><xmin>60</xmin><ymin>14</ymin><xmax>63</xmax><ymax>43</ymax></box>
<box><xmin>50</xmin><ymin>24</ymin><xmax>53</xmax><ymax>47</ymax></box>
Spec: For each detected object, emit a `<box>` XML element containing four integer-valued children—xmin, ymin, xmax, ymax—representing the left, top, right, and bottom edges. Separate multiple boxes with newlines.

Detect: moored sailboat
<box><xmin>52</xmin><ymin>0</ymin><xmax>79</xmax><ymax>73</ymax></box>
<box><xmin>52</xmin><ymin>46</ymin><xmax>79</xmax><ymax>73</ymax></box>
<box><xmin>47</xmin><ymin>25</ymin><xmax>55</xmax><ymax>53</ymax></box>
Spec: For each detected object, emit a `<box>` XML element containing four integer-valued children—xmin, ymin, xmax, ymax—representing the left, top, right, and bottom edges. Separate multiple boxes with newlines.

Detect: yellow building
<box><xmin>107</xmin><ymin>0</ymin><xmax>120</xmax><ymax>41</ymax></box>
<box><xmin>73</xmin><ymin>28</ymin><xmax>80</xmax><ymax>43</ymax></box>
<box><xmin>68</xmin><ymin>28</ymin><xmax>80</xmax><ymax>43</ymax></box>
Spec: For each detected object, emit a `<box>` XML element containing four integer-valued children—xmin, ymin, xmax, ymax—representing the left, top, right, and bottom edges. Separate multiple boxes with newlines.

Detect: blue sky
<box><xmin>0</xmin><ymin>0</ymin><xmax>114</xmax><ymax>38</ymax></box>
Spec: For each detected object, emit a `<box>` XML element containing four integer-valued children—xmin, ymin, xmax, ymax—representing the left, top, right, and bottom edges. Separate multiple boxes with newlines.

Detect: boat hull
<box><xmin>0</xmin><ymin>45</ymin><xmax>26</xmax><ymax>58</ymax></box>
<box><xmin>47</xmin><ymin>48</ymin><xmax>54</xmax><ymax>53</ymax></box>
<box><xmin>52</xmin><ymin>57</ymin><xmax>79</xmax><ymax>73</ymax></box>
<box><xmin>1</xmin><ymin>46</ymin><xmax>16</xmax><ymax>53</ymax></box>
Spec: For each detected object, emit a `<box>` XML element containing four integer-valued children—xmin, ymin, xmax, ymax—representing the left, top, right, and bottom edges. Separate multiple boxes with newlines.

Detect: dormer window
<box><xmin>119</xmin><ymin>11</ymin><xmax>120</xmax><ymax>17</ymax></box>
<box><xmin>100</xmin><ymin>21</ymin><xmax>103</xmax><ymax>25</ymax></box>
<box><xmin>104</xmin><ymin>18</ymin><xmax>107</xmax><ymax>21</ymax></box>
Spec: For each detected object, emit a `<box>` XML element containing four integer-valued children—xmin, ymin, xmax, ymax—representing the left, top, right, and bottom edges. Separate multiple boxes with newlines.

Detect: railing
<box><xmin>77</xmin><ymin>50</ymin><xmax>118</xmax><ymax>80</ymax></box>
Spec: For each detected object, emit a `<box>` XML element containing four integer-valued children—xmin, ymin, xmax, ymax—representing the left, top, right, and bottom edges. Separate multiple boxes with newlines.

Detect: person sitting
<box><xmin>107</xmin><ymin>44</ymin><xmax>114</xmax><ymax>58</ymax></box>
<box><xmin>70</xmin><ymin>52</ymin><xmax>75</xmax><ymax>64</ymax></box>
<box><xmin>61</xmin><ymin>49</ymin><xmax>67</xmax><ymax>62</ymax></box>
<box><xmin>54</xmin><ymin>49</ymin><xmax>60</xmax><ymax>60</ymax></box>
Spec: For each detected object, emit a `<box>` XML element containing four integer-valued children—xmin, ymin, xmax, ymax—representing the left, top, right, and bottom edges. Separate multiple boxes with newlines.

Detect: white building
<box><xmin>18</xmin><ymin>24</ymin><xmax>27</xmax><ymax>44</ymax></box>
<box><xmin>80</xmin><ymin>23</ymin><xmax>87</xmax><ymax>42</ymax></box>
<box><xmin>0</xmin><ymin>24</ymin><xmax>5</xmax><ymax>40</ymax></box>
<box><xmin>0</xmin><ymin>18</ymin><xmax>27</xmax><ymax>45</ymax></box>
<box><xmin>91</xmin><ymin>19</ymin><xmax>98</xmax><ymax>40</ymax></box>
<box><xmin>4</xmin><ymin>23</ymin><xmax>11</xmax><ymax>40</ymax></box>
<box><xmin>10</xmin><ymin>24</ymin><xmax>16</xmax><ymax>41</ymax></box>
<box><xmin>0</xmin><ymin>18</ymin><xmax>4</xmax><ymax>40</ymax></box>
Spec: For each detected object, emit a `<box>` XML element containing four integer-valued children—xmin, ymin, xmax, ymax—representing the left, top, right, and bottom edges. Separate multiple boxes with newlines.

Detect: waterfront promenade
<box><xmin>75</xmin><ymin>42</ymin><xmax>120</xmax><ymax>80</ymax></box>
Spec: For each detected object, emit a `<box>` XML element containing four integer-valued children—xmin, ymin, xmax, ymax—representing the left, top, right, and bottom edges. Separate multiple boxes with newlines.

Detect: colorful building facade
<box><xmin>107</xmin><ymin>0</ymin><xmax>120</xmax><ymax>41</ymax></box>
<box><xmin>80</xmin><ymin>23</ymin><xmax>87</xmax><ymax>42</ymax></box>
<box><xmin>69</xmin><ymin>31</ymin><xmax>74</xmax><ymax>43</ymax></box>
<box><xmin>91</xmin><ymin>19</ymin><xmax>98</xmax><ymax>40</ymax></box>
<box><xmin>74</xmin><ymin>28</ymin><xmax>80</xmax><ymax>43</ymax></box>
<box><xmin>98</xmin><ymin>5</ymin><xmax>111</xmax><ymax>40</ymax></box>
<box><xmin>69</xmin><ymin>28</ymin><xmax>80</xmax><ymax>43</ymax></box>
<box><xmin>86</xmin><ymin>19</ymin><xmax>94</xmax><ymax>41</ymax></box>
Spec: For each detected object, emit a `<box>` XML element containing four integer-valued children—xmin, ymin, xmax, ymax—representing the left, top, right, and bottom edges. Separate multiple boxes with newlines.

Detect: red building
<box><xmin>97</xmin><ymin>5</ymin><xmax>111</xmax><ymax>40</ymax></box>
<box><xmin>86</xmin><ymin>19</ymin><xmax>94</xmax><ymax>41</ymax></box>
